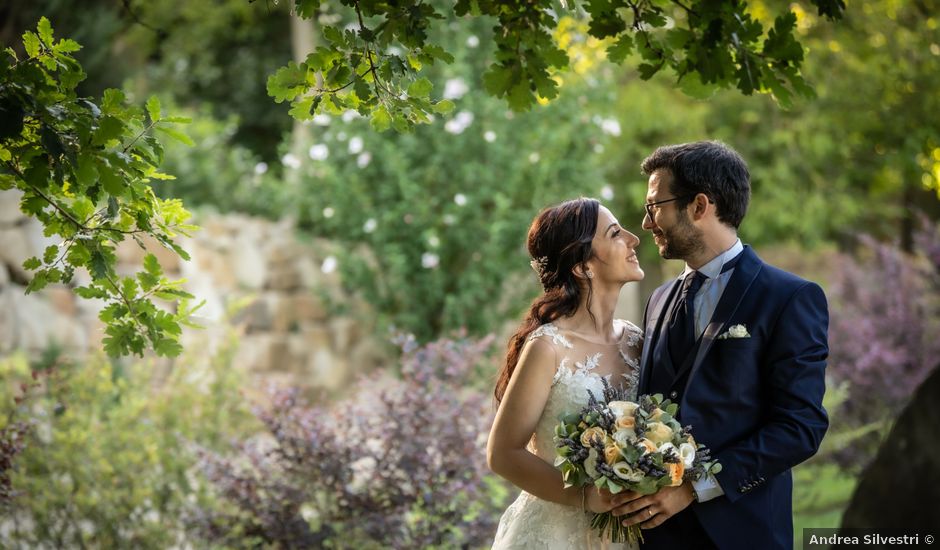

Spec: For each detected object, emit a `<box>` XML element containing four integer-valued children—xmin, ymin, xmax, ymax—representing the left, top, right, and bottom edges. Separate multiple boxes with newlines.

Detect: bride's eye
<box><xmin>612</xmin><ymin>229</ymin><xmax>621</xmax><ymax>238</ymax></box>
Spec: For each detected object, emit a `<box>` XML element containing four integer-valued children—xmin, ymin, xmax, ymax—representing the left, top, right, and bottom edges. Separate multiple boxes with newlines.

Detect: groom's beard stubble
<box><xmin>660</xmin><ymin>211</ymin><xmax>706</xmax><ymax>261</ymax></box>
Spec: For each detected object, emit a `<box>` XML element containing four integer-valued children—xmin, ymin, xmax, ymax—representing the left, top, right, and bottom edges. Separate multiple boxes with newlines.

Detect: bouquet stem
<box><xmin>590</xmin><ymin>511</ymin><xmax>644</xmax><ymax>545</ymax></box>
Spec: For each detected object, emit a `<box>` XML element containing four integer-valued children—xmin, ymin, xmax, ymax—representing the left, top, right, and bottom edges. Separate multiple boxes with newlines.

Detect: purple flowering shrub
<box><xmin>0</xmin><ymin>421</ymin><xmax>31</xmax><ymax>508</ymax></box>
<box><xmin>193</xmin><ymin>334</ymin><xmax>506</xmax><ymax>548</ymax></box>
<box><xmin>826</xmin><ymin>217</ymin><xmax>940</xmax><ymax>466</ymax></box>
<box><xmin>0</xmin><ymin>369</ymin><xmax>51</xmax><ymax>509</ymax></box>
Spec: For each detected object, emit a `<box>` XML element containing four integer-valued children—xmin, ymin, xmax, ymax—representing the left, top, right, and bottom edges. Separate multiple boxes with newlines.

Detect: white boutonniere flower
<box><xmin>717</xmin><ymin>324</ymin><xmax>750</xmax><ymax>339</ymax></box>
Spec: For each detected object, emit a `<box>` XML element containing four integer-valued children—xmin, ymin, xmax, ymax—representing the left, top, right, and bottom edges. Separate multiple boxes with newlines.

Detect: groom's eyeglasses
<box><xmin>644</xmin><ymin>195</ymin><xmax>693</xmax><ymax>219</ymax></box>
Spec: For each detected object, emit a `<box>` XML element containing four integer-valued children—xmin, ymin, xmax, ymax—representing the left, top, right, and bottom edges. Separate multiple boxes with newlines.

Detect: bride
<box><xmin>488</xmin><ymin>197</ymin><xmax>645</xmax><ymax>549</ymax></box>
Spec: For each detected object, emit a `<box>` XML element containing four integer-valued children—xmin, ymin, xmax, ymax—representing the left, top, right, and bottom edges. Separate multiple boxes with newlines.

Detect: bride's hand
<box><xmin>584</xmin><ymin>487</ymin><xmax>622</xmax><ymax>514</ymax></box>
<box><xmin>585</xmin><ymin>487</ymin><xmax>643</xmax><ymax>514</ymax></box>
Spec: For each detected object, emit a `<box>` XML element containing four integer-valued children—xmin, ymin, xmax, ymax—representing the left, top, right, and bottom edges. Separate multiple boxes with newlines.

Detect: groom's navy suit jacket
<box><xmin>638</xmin><ymin>245</ymin><xmax>829</xmax><ymax>550</ymax></box>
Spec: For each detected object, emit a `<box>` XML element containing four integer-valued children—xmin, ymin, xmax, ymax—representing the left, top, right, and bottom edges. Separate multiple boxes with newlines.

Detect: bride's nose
<box><xmin>626</xmin><ymin>231</ymin><xmax>640</xmax><ymax>247</ymax></box>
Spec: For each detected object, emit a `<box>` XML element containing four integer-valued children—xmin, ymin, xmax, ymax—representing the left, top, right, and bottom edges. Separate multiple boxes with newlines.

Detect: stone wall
<box><xmin>0</xmin><ymin>189</ymin><xmax>385</xmax><ymax>391</ymax></box>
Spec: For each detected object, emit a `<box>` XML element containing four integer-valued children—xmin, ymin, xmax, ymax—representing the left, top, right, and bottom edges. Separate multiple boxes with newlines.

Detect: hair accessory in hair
<box><xmin>529</xmin><ymin>256</ymin><xmax>549</xmax><ymax>281</ymax></box>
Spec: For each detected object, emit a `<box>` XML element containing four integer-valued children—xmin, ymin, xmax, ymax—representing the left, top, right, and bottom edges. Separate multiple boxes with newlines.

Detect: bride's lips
<box><xmin>627</xmin><ymin>253</ymin><xmax>638</xmax><ymax>264</ymax></box>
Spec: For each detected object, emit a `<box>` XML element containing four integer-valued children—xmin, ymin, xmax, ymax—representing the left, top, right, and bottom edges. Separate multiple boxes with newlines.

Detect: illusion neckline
<box><xmin>544</xmin><ymin>321</ymin><xmax>627</xmax><ymax>347</ymax></box>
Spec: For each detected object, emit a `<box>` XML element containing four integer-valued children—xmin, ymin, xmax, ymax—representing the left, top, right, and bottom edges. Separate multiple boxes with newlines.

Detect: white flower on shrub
<box><xmin>600</xmin><ymin>118</ymin><xmax>621</xmax><ymax>136</ymax></box>
<box><xmin>346</xmin><ymin>456</ymin><xmax>377</xmax><ymax>494</ymax></box>
<box><xmin>281</xmin><ymin>153</ymin><xmax>301</xmax><ymax>169</ymax></box>
<box><xmin>484</xmin><ymin>130</ymin><xmax>496</xmax><ymax>142</ymax></box>
<box><xmin>363</xmin><ymin>218</ymin><xmax>377</xmax><ymax>233</ymax></box>
<box><xmin>322</xmin><ymin>207</ymin><xmax>334</xmax><ymax>218</ymax></box>
<box><xmin>466</xmin><ymin>35</ymin><xmax>480</xmax><ymax>48</ymax></box>
<box><xmin>528</xmin><ymin>152</ymin><xmax>540</xmax><ymax>163</ymax></box>
<box><xmin>601</xmin><ymin>184</ymin><xmax>615</xmax><ymax>201</ymax></box>
<box><xmin>443</xmin><ymin>78</ymin><xmax>469</xmax><ymax>100</ymax></box>
<box><xmin>454</xmin><ymin>193</ymin><xmax>468</xmax><ymax>206</ymax></box>
<box><xmin>348</xmin><ymin>136</ymin><xmax>364</xmax><ymax>154</ymax></box>
<box><xmin>301</xmin><ymin>504</ymin><xmax>319</xmax><ymax>523</ymax></box>
<box><xmin>312</xmin><ymin>114</ymin><xmax>331</xmax><ymax>126</ymax></box>
<box><xmin>321</xmin><ymin>256</ymin><xmax>338</xmax><ymax>274</ymax></box>
<box><xmin>357</xmin><ymin>152</ymin><xmax>372</xmax><ymax>168</ymax></box>
<box><xmin>421</xmin><ymin>253</ymin><xmax>440</xmax><ymax>269</ymax></box>
<box><xmin>445</xmin><ymin>110</ymin><xmax>474</xmax><ymax>134</ymax></box>
<box><xmin>308</xmin><ymin>144</ymin><xmax>329</xmax><ymax>161</ymax></box>
<box><xmin>254</xmin><ymin>161</ymin><xmax>268</xmax><ymax>175</ymax></box>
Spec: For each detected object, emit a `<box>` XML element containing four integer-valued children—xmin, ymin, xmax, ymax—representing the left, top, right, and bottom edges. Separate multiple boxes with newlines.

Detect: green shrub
<box><xmin>0</xmin><ymin>340</ymin><xmax>254</xmax><ymax>548</ymax></box>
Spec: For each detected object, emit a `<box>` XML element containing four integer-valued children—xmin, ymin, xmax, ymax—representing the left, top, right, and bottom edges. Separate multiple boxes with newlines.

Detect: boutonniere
<box><xmin>717</xmin><ymin>324</ymin><xmax>750</xmax><ymax>340</ymax></box>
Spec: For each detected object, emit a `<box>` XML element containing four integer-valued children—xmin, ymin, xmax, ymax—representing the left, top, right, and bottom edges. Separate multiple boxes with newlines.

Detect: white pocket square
<box><xmin>717</xmin><ymin>324</ymin><xmax>750</xmax><ymax>339</ymax></box>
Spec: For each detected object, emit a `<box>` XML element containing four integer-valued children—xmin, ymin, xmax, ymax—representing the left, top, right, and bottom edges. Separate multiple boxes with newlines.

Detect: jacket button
<box><xmin>669</xmin><ymin>391</ymin><xmax>678</xmax><ymax>399</ymax></box>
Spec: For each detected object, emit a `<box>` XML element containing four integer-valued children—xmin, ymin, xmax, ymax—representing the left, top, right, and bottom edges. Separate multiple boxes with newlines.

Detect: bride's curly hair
<box><xmin>494</xmin><ymin>197</ymin><xmax>599</xmax><ymax>404</ymax></box>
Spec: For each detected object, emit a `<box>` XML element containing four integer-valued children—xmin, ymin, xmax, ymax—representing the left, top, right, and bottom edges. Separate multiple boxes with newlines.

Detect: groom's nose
<box><xmin>642</xmin><ymin>211</ymin><xmax>656</xmax><ymax>231</ymax></box>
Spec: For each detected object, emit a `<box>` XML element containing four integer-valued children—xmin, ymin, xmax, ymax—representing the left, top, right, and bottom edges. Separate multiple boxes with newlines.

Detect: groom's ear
<box><xmin>690</xmin><ymin>193</ymin><xmax>712</xmax><ymax>221</ymax></box>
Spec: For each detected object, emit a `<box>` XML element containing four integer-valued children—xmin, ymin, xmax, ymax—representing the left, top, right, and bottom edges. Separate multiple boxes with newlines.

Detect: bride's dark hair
<box><xmin>494</xmin><ymin>197</ymin><xmax>599</xmax><ymax>404</ymax></box>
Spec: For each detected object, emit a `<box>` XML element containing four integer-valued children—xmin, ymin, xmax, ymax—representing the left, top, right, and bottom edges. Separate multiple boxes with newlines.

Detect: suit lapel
<box><xmin>639</xmin><ymin>279</ymin><xmax>681</xmax><ymax>394</ymax></box>
<box><xmin>671</xmin><ymin>246</ymin><xmax>763</xmax><ymax>387</ymax></box>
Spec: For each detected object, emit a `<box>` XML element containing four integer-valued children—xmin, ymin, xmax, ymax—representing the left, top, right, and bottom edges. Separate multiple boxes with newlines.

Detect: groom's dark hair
<box><xmin>641</xmin><ymin>140</ymin><xmax>750</xmax><ymax>229</ymax></box>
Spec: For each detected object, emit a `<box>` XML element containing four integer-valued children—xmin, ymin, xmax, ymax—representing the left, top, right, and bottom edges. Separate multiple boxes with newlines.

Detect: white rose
<box><xmin>608</xmin><ymin>401</ymin><xmax>640</xmax><ymax>418</ymax></box>
<box><xmin>679</xmin><ymin>442</ymin><xmax>696</xmax><ymax>468</ymax></box>
<box><xmin>657</xmin><ymin>442</ymin><xmax>677</xmax><ymax>457</ymax></box>
<box><xmin>613</xmin><ymin>428</ymin><xmax>636</xmax><ymax>447</ymax></box>
<box><xmin>584</xmin><ymin>448</ymin><xmax>600</xmax><ymax>479</ymax></box>
<box><xmin>612</xmin><ymin>461</ymin><xmax>646</xmax><ymax>482</ymax></box>
<box><xmin>645</xmin><ymin>421</ymin><xmax>674</xmax><ymax>445</ymax></box>
<box><xmin>728</xmin><ymin>324</ymin><xmax>750</xmax><ymax>338</ymax></box>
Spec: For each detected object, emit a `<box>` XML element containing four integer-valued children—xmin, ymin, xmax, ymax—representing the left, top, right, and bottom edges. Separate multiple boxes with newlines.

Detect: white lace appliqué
<box><xmin>575</xmin><ymin>352</ymin><xmax>602</xmax><ymax>373</ymax></box>
<box><xmin>528</xmin><ymin>323</ymin><xmax>574</xmax><ymax>349</ymax></box>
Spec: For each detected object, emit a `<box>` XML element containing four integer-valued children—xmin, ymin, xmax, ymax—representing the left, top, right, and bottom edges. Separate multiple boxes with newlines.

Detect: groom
<box><xmin>612</xmin><ymin>141</ymin><xmax>829</xmax><ymax>549</ymax></box>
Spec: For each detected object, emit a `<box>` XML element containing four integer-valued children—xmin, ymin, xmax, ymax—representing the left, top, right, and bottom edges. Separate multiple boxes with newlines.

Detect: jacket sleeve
<box><xmin>714</xmin><ymin>281</ymin><xmax>830</xmax><ymax>502</ymax></box>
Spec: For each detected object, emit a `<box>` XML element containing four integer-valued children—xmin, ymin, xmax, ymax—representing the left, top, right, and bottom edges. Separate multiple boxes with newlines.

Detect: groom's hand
<box><xmin>611</xmin><ymin>482</ymin><xmax>695</xmax><ymax>529</ymax></box>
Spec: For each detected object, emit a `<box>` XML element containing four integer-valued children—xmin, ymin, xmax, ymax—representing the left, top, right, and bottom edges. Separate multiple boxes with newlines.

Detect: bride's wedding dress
<box><xmin>492</xmin><ymin>320</ymin><xmax>642</xmax><ymax>550</ymax></box>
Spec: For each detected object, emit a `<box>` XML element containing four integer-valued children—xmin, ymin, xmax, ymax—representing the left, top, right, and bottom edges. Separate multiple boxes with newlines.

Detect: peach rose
<box><xmin>636</xmin><ymin>438</ymin><xmax>658</xmax><ymax>455</ymax></box>
<box><xmin>604</xmin><ymin>444</ymin><xmax>622</xmax><ymax>465</ymax></box>
<box><xmin>615</xmin><ymin>415</ymin><xmax>636</xmax><ymax>431</ymax></box>
<box><xmin>666</xmin><ymin>461</ymin><xmax>685</xmax><ymax>486</ymax></box>
<box><xmin>580</xmin><ymin>427</ymin><xmax>608</xmax><ymax>447</ymax></box>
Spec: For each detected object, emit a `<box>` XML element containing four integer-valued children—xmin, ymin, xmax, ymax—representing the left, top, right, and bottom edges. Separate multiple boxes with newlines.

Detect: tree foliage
<box><xmin>270</xmin><ymin>0</ymin><xmax>845</xmax><ymax>130</ymax></box>
<box><xmin>0</xmin><ymin>18</ymin><xmax>200</xmax><ymax>357</ymax></box>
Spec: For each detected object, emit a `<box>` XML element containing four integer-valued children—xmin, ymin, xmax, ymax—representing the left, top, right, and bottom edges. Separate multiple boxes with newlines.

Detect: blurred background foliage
<box><xmin>1</xmin><ymin>0</ymin><xmax>938</xmax><ymax>546</ymax></box>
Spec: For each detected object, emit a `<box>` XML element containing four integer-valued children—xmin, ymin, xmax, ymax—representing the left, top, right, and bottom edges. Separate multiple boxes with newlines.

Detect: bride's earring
<box><xmin>586</xmin><ymin>270</ymin><xmax>594</xmax><ymax>279</ymax></box>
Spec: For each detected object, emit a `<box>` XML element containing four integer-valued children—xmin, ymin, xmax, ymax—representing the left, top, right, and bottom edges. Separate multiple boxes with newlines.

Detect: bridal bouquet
<box><xmin>553</xmin><ymin>382</ymin><xmax>721</xmax><ymax>544</ymax></box>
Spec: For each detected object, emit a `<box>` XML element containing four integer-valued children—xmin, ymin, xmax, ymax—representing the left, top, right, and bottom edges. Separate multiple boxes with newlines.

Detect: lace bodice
<box><xmin>527</xmin><ymin>320</ymin><xmax>642</xmax><ymax>463</ymax></box>
<box><xmin>492</xmin><ymin>319</ymin><xmax>643</xmax><ymax>550</ymax></box>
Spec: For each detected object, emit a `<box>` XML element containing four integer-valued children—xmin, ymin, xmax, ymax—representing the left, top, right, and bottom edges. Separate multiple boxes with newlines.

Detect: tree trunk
<box><xmin>839</xmin><ymin>364</ymin><xmax>940</xmax><ymax>529</ymax></box>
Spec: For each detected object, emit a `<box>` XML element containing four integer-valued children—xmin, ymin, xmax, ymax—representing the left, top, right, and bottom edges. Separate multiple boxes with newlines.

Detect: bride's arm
<box><xmin>486</xmin><ymin>338</ymin><xmax>612</xmax><ymax>513</ymax></box>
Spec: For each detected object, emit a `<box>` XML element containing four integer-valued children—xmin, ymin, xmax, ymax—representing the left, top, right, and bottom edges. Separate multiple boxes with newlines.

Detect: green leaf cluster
<box><xmin>0</xmin><ymin>18</ymin><xmax>199</xmax><ymax>357</ymax></box>
<box><xmin>275</xmin><ymin>0</ymin><xmax>845</xmax><ymax>129</ymax></box>
<box><xmin>267</xmin><ymin>2</ymin><xmax>454</xmax><ymax>133</ymax></box>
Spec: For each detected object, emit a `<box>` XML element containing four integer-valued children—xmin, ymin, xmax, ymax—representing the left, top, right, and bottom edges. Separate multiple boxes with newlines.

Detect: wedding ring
<box><xmin>648</xmin><ymin>509</ymin><xmax>653</xmax><ymax>517</ymax></box>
